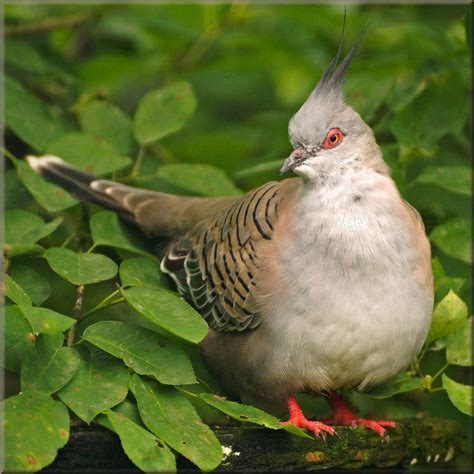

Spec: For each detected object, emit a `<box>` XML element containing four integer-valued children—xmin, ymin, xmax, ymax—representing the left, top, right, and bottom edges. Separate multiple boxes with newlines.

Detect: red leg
<box><xmin>281</xmin><ymin>395</ymin><xmax>336</xmax><ymax>437</ymax></box>
<box><xmin>321</xmin><ymin>391</ymin><xmax>396</xmax><ymax>438</ymax></box>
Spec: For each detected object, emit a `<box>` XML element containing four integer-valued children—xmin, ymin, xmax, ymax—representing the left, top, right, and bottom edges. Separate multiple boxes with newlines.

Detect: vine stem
<box><xmin>61</xmin><ymin>233</ymin><xmax>76</xmax><ymax>248</ymax></box>
<box><xmin>86</xmin><ymin>243</ymin><xmax>98</xmax><ymax>253</ymax></box>
<box><xmin>67</xmin><ymin>285</ymin><xmax>85</xmax><ymax>346</ymax></box>
<box><xmin>430</xmin><ymin>362</ymin><xmax>450</xmax><ymax>384</ymax></box>
<box><xmin>82</xmin><ymin>289</ymin><xmax>125</xmax><ymax>320</ymax></box>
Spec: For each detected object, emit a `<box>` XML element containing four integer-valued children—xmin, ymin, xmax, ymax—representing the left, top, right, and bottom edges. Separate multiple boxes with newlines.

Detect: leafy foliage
<box><xmin>3</xmin><ymin>4</ymin><xmax>471</xmax><ymax>472</ymax></box>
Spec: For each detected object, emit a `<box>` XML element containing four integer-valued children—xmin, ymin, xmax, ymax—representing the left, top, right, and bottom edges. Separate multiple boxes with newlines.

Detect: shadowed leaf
<box><xmin>5</xmin><ymin>305</ymin><xmax>35</xmax><ymax>373</ymax></box>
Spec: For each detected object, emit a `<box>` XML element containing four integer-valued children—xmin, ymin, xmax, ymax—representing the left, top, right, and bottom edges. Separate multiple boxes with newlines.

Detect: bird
<box><xmin>26</xmin><ymin>32</ymin><xmax>434</xmax><ymax>439</ymax></box>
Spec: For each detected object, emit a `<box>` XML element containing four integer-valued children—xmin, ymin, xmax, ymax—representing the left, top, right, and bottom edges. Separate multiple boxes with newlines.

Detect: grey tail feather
<box><xmin>26</xmin><ymin>155</ymin><xmax>136</xmax><ymax>224</ymax></box>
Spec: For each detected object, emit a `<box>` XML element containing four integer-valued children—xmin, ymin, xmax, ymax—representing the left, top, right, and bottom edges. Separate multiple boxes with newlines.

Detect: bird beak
<box><xmin>280</xmin><ymin>147</ymin><xmax>306</xmax><ymax>175</ymax></box>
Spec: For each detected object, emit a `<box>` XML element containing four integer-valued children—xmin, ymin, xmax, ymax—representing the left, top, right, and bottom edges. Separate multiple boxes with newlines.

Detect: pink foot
<box><xmin>281</xmin><ymin>396</ymin><xmax>336</xmax><ymax>438</ymax></box>
<box><xmin>322</xmin><ymin>392</ymin><xmax>396</xmax><ymax>438</ymax></box>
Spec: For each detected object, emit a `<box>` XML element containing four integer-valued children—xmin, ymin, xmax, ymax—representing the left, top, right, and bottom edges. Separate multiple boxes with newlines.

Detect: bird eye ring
<box><xmin>321</xmin><ymin>128</ymin><xmax>344</xmax><ymax>149</ymax></box>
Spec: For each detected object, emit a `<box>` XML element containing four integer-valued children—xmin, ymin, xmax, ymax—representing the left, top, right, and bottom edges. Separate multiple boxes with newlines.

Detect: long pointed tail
<box><xmin>26</xmin><ymin>155</ymin><xmax>237</xmax><ymax>237</ymax></box>
<box><xmin>27</xmin><ymin>155</ymin><xmax>136</xmax><ymax>223</ymax></box>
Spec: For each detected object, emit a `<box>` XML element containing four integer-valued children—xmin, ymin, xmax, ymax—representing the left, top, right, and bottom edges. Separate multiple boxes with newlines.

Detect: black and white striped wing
<box><xmin>161</xmin><ymin>181</ymin><xmax>283</xmax><ymax>332</ymax></box>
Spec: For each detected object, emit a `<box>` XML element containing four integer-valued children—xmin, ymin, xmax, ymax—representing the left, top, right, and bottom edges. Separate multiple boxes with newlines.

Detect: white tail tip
<box><xmin>26</xmin><ymin>154</ymin><xmax>66</xmax><ymax>173</ymax></box>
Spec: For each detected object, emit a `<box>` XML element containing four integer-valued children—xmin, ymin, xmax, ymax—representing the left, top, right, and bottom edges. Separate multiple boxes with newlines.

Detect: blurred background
<box><xmin>4</xmin><ymin>3</ymin><xmax>472</xmax><ymax>469</ymax></box>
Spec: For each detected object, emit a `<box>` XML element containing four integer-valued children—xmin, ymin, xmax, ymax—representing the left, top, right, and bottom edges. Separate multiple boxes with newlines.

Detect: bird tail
<box><xmin>26</xmin><ymin>155</ymin><xmax>238</xmax><ymax>237</ymax></box>
<box><xmin>26</xmin><ymin>155</ymin><xmax>137</xmax><ymax>224</ymax></box>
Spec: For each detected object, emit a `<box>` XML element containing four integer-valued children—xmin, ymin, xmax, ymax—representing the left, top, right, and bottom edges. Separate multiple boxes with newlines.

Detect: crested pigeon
<box><xmin>27</xmin><ymin>36</ymin><xmax>433</xmax><ymax>439</ymax></box>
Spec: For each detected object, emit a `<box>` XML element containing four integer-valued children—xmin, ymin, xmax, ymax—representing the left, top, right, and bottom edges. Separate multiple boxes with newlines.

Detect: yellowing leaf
<box><xmin>426</xmin><ymin>290</ymin><xmax>468</xmax><ymax>344</ymax></box>
<box><xmin>4</xmin><ymin>393</ymin><xmax>69</xmax><ymax>471</ymax></box>
<box><xmin>134</xmin><ymin>82</ymin><xmax>196</xmax><ymax>145</ymax></box>
<box><xmin>442</xmin><ymin>374</ymin><xmax>473</xmax><ymax>416</ymax></box>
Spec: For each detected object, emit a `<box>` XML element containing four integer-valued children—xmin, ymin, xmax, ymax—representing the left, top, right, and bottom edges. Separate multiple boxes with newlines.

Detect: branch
<box><xmin>5</xmin><ymin>9</ymin><xmax>102</xmax><ymax>36</ymax></box>
<box><xmin>47</xmin><ymin>418</ymin><xmax>466</xmax><ymax>471</ymax></box>
<box><xmin>67</xmin><ymin>284</ymin><xmax>85</xmax><ymax>346</ymax></box>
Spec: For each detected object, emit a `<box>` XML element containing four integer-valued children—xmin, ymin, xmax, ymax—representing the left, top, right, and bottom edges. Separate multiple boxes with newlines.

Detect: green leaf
<box><xmin>9</xmin><ymin>264</ymin><xmax>52</xmax><ymax>306</ymax></box>
<box><xmin>21</xmin><ymin>334</ymin><xmax>80</xmax><ymax>395</ymax></box>
<box><xmin>416</xmin><ymin>166</ymin><xmax>471</xmax><ymax>197</ymax></box>
<box><xmin>5</xmin><ymin>167</ymin><xmax>32</xmax><ymax>210</ymax></box>
<box><xmin>4</xmin><ymin>392</ymin><xmax>69</xmax><ymax>471</ymax></box>
<box><xmin>5</xmin><ymin>75</ymin><xmax>66</xmax><ymax>151</ymax></box>
<box><xmin>391</xmin><ymin>72</ymin><xmax>468</xmax><ymax>149</ymax></box>
<box><xmin>58</xmin><ymin>347</ymin><xmax>130</xmax><ymax>423</ymax></box>
<box><xmin>134</xmin><ymin>82</ymin><xmax>196</xmax><ymax>145</ymax></box>
<box><xmin>105</xmin><ymin>410</ymin><xmax>176</xmax><ymax>472</ymax></box>
<box><xmin>442</xmin><ymin>374</ymin><xmax>473</xmax><ymax>416</ymax></box>
<box><xmin>362</xmin><ymin>371</ymin><xmax>423</xmax><ymax>399</ymax></box>
<box><xmin>6</xmin><ymin>38</ymin><xmax>49</xmax><ymax>75</ymax></box>
<box><xmin>129</xmin><ymin>374</ymin><xmax>222</xmax><ymax>471</ymax></box>
<box><xmin>17</xmin><ymin>160</ymin><xmax>78</xmax><ymax>213</ymax></box>
<box><xmin>432</xmin><ymin>258</ymin><xmax>465</xmax><ymax>303</ymax></box>
<box><xmin>122</xmin><ymin>287</ymin><xmax>208</xmax><ymax>344</ymax></box>
<box><xmin>5</xmin><ymin>244</ymin><xmax>45</xmax><ymax>259</ymax></box>
<box><xmin>187</xmin><ymin>391</ymin><xmax>310</xmax><ymax>438</ymax></box>
<box><xmin>5</xmin><ymin>275</ymin><xmax>32</xmax><ymax>306</ymax></box>
<box><xmin>119</xmin><ymin>257</ymin><xmax>168</xmax><ymax>289</ymax></box>
<box><xmin>430</xmin><ymin>218</ymin><xmax>471</xmax><ymax>264</ymax></box>
<box><xmin>44</xmin><ymin>247</ymin><xmax>118</xmax><ymax>285</ymax></box>
<box><xmin>90</xmin><ymin>211</ymin><xmax>152</xmax><ymax>256</ymax></box>
<box><xmin>78</xmin><ymin>100</ymin><xmax>135</xmax><ymax>154</ymax></box>
<box><xmin>18</xmin><ymin>305</ymin><xmax>75</xmax><ymax>335</ymax></box>
<box><xmin>4</xmin><ymin>305</ymin><xmax>35</xmax><ymax>373</ymax></box>
<box><xmin>97</xmin><ymin>400</ymin><xmax>144</xmax><ymax>431</ymax></box>
<box><xmin>426</xmin><ymin>290</ymin><xmax>468</xmax><ymax>345</ymax></box>
<box><xmin>82</xmin><ymin>321</ymin><xmax>196</xmax><ymax>385</ymax></box>
<box><xmin>446</xmin><ymin>318</ymin><xmax>472</xmax><ymax>367</ymax></box>
<box><xmin>131</xmin><ymin>164</ymin><xmax>241</xmax><ymax>197</ymax></box>
<box><xmin>46</xmin><ymin>132</ymin><xmax>132</xmax><ymax>175</ymax></box>
<box><xmin>5</xmin><ymin>209</ymin><xmax>62</xmax><ymax>245</ymax></box>
<box><xmin>194</xmin><ymin>392</ymin><xmax>279</xmax><ymax>427</ymax></box>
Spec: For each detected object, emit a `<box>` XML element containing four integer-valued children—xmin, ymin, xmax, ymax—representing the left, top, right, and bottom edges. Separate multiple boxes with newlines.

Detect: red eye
<box><xmin>321</xmin><ymin>128</ymin><xmax>344</xmax><ymax>149</ymax></box>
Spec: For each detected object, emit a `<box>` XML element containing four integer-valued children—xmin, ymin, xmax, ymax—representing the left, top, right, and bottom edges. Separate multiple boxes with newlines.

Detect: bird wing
<box><xmin>161</xmin><ymin>179</ymin><xmax>299</xmax><ymax>332</ymax></box>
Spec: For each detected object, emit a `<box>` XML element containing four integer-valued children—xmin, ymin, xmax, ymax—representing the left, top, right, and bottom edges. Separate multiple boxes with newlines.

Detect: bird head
<box><xmin>281</xmin><ymin>28</ymin><xmax>385</xmax><ymax>182</ymax></box>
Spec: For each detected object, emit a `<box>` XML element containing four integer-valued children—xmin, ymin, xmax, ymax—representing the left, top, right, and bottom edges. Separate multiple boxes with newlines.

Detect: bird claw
<box><xmin>282</xmin><ymin>396</ymin><xmax>337</xmax><ymax>438</ymax></box>
<box><xmin>281</xmin><ymin>418</ymin><xmax>336</xmax><ymax>438</ymax></box>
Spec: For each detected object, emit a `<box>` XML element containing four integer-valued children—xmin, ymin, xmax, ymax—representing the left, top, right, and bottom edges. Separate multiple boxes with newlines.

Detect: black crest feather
<box><xmin>313</xmin><ymin>14</ymin><xmax>370</xmax><ymax>100</ymax></box>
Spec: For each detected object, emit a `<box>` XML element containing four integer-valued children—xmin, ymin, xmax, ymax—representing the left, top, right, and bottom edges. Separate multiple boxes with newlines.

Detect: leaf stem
<box><xmin>131</xmin><ymin>146</ymin><xmax>145</xmax><ymax>178</ymax></box>
<box><xmin>82</xmin><ymin>290</ymin><xmax>125</xmax><ymax>320</ymax></box>
<box><xmin>86</xmin><ymin>243</ymin><xmax>98</xmax><ymax>253</ymax></box>
<box><xmin>1</xmin><ymin>147</ymin><xmax>18</xmax><ymax>165</ymax></box>
<box><xmin>431</xmin><ymin>362</ymin><xmax>450</xmax><ymax>383</ymax></box>
<box><xmin>61</xmin><ymin>233</ymin><xmax>76</xmax><ymax>248</ymax></box>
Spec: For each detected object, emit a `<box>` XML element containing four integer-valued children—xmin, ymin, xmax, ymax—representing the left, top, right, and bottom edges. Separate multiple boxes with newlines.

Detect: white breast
<box><xmin>258</xmin><ymin>171</ymin><xmax>432</xmax><ymax>394</ymax></box>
